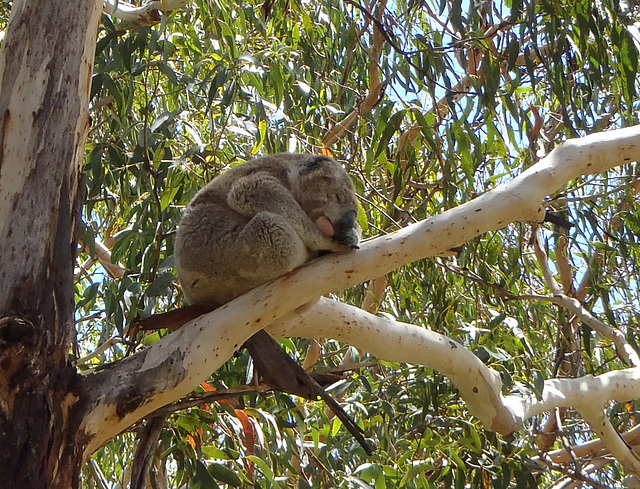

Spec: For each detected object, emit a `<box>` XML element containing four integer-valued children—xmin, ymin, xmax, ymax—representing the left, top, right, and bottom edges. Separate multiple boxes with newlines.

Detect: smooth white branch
<box><xmin>516</xmin><ymin>368</ymin><xmax>640</xmax><ymax>473</ymax></box>
<box><xmin>268</xmin><ymin>297</ymin><xmax>518</xmax><ymax>433</ymax></box>
<box><xmin>83</xmin><ymin>125</ymin><xmax>640</xmax><ymax>461</ymax></box>
<box><xmin>103</xmin><ymin>0</ymin><xmax>190</xmax><ymax>23</ymax></box>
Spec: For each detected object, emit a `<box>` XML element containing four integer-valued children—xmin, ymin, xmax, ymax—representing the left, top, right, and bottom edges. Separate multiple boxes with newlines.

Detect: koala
<box><xmin>175</xmin><ymin>153</ymin><xmax>361</xmax><ymax>307</ymax></box>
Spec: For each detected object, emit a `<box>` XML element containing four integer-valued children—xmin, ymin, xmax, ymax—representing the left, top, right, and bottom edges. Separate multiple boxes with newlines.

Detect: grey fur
<box><xmin>175</xmin><ymin>153</ymin><xmax>361</xmax><ymax>306</ymax></box>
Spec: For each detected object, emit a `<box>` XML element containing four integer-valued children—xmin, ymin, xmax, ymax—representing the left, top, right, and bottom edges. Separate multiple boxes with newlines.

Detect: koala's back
<box><xmin>174</xmin><ymin>200</ymin><xmax>244</xmax><ymax>306</ymax></box>
<box><xmin>187</xmin><ymin>154</ymin><xmax>299</xmax><ymax>207</ymax></box>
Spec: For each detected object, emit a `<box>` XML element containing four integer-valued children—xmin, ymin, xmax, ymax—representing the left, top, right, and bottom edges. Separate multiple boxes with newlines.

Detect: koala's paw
<box><xmin>315</xmin><ymin>216</ymin><xmax>335</xmax><ymax>237</ymax></box>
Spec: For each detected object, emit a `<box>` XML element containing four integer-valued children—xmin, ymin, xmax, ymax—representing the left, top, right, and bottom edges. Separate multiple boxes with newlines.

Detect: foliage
<box><xmin>3</xmin><ymin>0</ymin><xmax>639</xmax><ymax>486</ymax></box>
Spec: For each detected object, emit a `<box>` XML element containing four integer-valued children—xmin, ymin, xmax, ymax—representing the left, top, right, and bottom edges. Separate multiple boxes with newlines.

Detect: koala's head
<box><xmin>293</xmin><ymin>155</ymin><xmax>361</xmax><ymax>247</ymax></box>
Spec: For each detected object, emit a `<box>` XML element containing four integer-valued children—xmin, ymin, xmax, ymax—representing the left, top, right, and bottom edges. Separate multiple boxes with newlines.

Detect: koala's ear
<box><xmin>299</xmin><ymin>155</ymin><xmax>334</xmax><ymax>175</ymax></box>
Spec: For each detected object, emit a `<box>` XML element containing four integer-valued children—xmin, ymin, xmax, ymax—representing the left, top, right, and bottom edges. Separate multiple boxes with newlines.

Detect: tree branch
<box><xmin>540</xmin><ymin>424</ymin><xmax>640</xmax><ymax>465</ymax></box>
<box><xmin>268</xmin><ymin>297</ymin><xmax>516</xmax><ymax>433</ymax></box>
<box><xmin>103</xmin><ymin>0</ymin><xmax>190</xmax><ymax>25</ymax></box>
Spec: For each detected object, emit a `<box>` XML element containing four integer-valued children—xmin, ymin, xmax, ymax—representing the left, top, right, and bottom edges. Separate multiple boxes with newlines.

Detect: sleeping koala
<box><xmin>175</xmin><ymin>153</ymin><xmax>361</xmax><ymax>306</ymax></box>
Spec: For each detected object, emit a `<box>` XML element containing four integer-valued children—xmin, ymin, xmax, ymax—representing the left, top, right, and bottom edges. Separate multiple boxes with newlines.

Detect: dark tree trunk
<box><xmin>0</xmin><ymin>1</ymin><xmax>102</xmax><ymax>487</ymax></box>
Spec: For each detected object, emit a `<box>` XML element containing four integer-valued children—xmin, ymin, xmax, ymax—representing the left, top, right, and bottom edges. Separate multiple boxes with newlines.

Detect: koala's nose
<box><xmin>333</xmin><ymin>210</ymin><xmax>360</xmax><ymax>246</ymax></box>
<box><xmin>335</xmin><ymin>210</ymin><xmax>357</xmax><ymax>233</ymax></box>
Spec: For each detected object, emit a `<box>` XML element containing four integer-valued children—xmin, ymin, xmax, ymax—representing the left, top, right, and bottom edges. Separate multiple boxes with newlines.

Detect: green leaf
<box><xmin>159</xmin><ymin>62</ymin><xmax>179</xmax><ymax>85</ymax></box>
<box><xmin>201</xmin><ymin>446</ymin><xmax>240</xmax><ymax>460</ymax></box>
<box><xmin>376</xmin><ymin>110</ymin><xmax>407</xmax><ymax>158</ymax></box>
<box><xmin>331</xmin><ymin>415</ymin><xmax>342</xmax><ymax>437</ymax></box>
<box><xmin>270</xmin><ymin>63</ymin><xmax>284</xmax><ymax>107</ymax></box>
<box><xmin>246</xmin><ymin>456</ymin><xmax>282</xmax><ymax>488</ymax></box>
<box><xmin>207</xmin><ymin>462</ymin><xmax>242</xmax><ymax>486</ymax></box>
<box><xmin>142</xmin><ymin>331</ymin><xmax>161</xmax><ymax>346</ymax></box>
<box><xmin>220</xmin><ymin>79</ymin><xmax>236</xmax><ymax>108</ymax></box>
<box><xmin>192</xmin><ymin>461</ymin><xmax>220</xmax><ymax>489</ymax></box>
<box><xmin>206</xmin><ymin>66</ymin><xmax>229</xmax><ymax>112</ymax></box>
<box><xmin>144</xmin><ymin>271</ymin><xmax>176</xmax><ymax>297</ymax></box>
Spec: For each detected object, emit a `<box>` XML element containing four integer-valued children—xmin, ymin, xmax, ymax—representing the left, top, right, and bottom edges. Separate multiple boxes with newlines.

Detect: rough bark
<box><xmin>0</xmin><ymin>1</ymin><xmax>102</xmax><ymax>487</ymax></box>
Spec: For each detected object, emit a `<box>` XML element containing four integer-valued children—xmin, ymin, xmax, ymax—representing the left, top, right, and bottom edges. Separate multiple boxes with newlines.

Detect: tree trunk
<box><xmin>0</xmin><ymin>1</ymin><xmax>102</xmax><ymax>487</ymax></box>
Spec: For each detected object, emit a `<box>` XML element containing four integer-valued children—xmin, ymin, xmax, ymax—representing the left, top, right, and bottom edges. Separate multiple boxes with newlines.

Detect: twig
<box><xmin>533</xmin><ymin>227</ymin><xmax>639</xmax><ymax>366</ymax></box>
<box><xmin>76</xmin><ymin>337</ymin><xmax>123</xmax><ymax>366</ymax></box>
